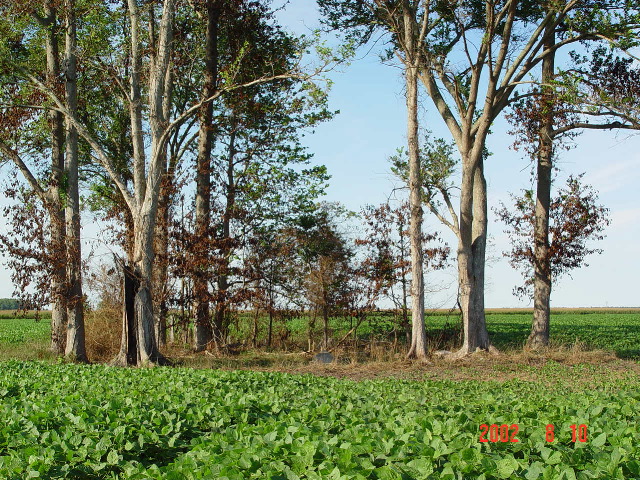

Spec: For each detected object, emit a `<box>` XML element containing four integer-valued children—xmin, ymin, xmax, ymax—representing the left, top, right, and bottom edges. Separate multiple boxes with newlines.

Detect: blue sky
<box><xmin>1</xmin><ymin>1</ymin><xmax>638</xmax><ymax>308</ymax></box>
<box><xmin>275</xmin><ymin>0</ymin><xmax>640</xmax><ymax>308</ymax></box>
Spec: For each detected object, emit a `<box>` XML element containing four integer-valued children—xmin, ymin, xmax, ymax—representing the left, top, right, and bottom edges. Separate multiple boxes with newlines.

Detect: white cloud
<box><xmin>610</xmin><ymin>208</ymin><xmax>640</xmax><ymax>231</ymax></box>
<box><xmin>584</xmin><ymin>158</ymin><xmax>640</xmax><ymax>194</ymax></box>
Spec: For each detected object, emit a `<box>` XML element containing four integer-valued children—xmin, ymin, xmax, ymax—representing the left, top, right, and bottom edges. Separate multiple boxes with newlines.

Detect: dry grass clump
<box><xmin>0</xmin><ymin>341</ymin><xmax>55</xmax><ymax>362</ymax></box>
<box><xmin>85</xmin><ymin>307</ymin><xmax>121</xmax><ymax>362</ymax></box>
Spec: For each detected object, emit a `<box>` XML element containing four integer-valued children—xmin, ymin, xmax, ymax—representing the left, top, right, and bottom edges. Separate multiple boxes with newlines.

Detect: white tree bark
<box><xmin>40</xmin><ymin>2</ymin><xmax>68</xmax><ymax>356</ymax></box>
<box><xmin>404</xmin><ymin>41</ymin><xmax>427</xmax><ymax>359</ymax></box>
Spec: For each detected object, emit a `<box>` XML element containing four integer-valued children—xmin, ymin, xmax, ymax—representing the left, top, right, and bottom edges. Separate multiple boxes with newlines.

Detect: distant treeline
<box><xmin>0</xmin><ymin>299</ymin><xmax>20</xmax><ymax>310</ymax></box>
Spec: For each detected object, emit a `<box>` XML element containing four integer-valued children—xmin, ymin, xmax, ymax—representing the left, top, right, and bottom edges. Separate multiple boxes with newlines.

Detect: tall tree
<box><xmin>193</xmin><ymin>0</ymin><xmax>220</xmax><ymax>352</ymax></box>
<box><xmin>0</xmin><ymin>0</ymin><xmax>89</xmax><ymax>358</ymax></box>
<box><xmin>528</xmin><ymin>20</ymin><xmax>555</xmax><ymax>349</ymax></box>
<box><xmin>495</xmin><ymin>175</ymin><xmax>611</xmax><ymax>305</ymax></box>
<box><xmin>62</xmin><ymin>0</ymin><xmax>87</xmax><ymax>361</ymax></box>
<box><xmin>506</xmin><ymin>60</ymin><xmax>640</xmax><ymax>347</ymax></box>
<box><xmin>5</xmin><ymin>0</ymin><xmax>339</xmax><ymax>365</ymax></box>
<box><xmin>318</xmin><ymin>0</ymin><xmax>434</xmax><ymax>359</ymax></box>
<box><xmin>320</xmin><ymin>0</ymin><xmax>636</xmax><ymax>357</ymax></box>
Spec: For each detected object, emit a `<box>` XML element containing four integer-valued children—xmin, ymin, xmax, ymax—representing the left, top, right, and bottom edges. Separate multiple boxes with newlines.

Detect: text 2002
<box><xmin>479</xmin><ymin>424</ymin><xmax>519</xmax><ymax>443</ymax></box>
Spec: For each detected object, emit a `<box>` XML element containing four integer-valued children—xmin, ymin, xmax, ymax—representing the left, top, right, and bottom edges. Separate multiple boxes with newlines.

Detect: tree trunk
<box><xmin>132</xmin><ymin>212</ymin><xmax>167</xmax><ymax>365</ymax></box>
<box><xmin>62</xmin><ymin>0</ymin><xmax>87</xmax><ymax>362</ymax></box>
<box><xmin>43</xmin><ymin>2</ymin><xmax>67</xmax><ymax>356</ymax></box>
<box><xmin>113</xmin><ymin>0</ymin><xmax>174</xmax><ymax>366</ymax></box>
<box><xmin>528</xmin><ymin>25</ymin><xmax>555</xmax><ymax>349</ymax></box>
<box><xmin>267</xmin><ymin>308</ymin><xmax>273</xmax><ymax>350</ymax></box>
<box><xmin>50</xmin><ymin>221</ymin><xmax>67</xmax><ymax>355</ymax></box>
<box><xmin>398</xmin><ymin>212</ymin><xmax>411</xmax><ymax>345</ymax></box>
<box><xmin>252</xmin><ymin>308</ymin><xmax>259</xmax><ymax>347</ymax></box>
<box><xmin>193</xmin><ymin>0</ymin><xmax>219</xmax><ymax>352</ymax></box>
<box><xmin>111</xmin><ymin>262</ymin><xmax>139</xmax><ymax>366</ymax></box>
<box><xmin>404</xmin><ymin>23</ymin><xmax>427</xmax><ymax>359</ymax></box>
<box><xmin>213</xmin><ymin>125</ymin><xmax>236</xmax><ymax>345</ymax></box>
<box><xmin>455</xmin><ymin>155</ymin><xmax>491</xmax><ymax>356</ymax></box>
<box><xmin>152</xmin><ymin>179</ymin><xmax>171</xmax><ymax>347</ymax></box>
<box><xmin>401</xmin><ymin>267</ymin><xmax>410</xmax><ymax>345</ymax></box>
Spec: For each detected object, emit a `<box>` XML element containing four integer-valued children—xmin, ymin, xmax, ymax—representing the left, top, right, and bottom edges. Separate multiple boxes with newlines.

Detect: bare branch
<box><xmin>0</xmin><ymin>141</ymin><xmax>50</xmax><ymax>203</ymax></box>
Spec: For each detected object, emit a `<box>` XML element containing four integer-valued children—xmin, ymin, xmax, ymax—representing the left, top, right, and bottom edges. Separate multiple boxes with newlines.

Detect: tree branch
<box><xmin>0</xmin><ymin>141</ymin><xmax>50</xmax><ymax>203</ymax></box>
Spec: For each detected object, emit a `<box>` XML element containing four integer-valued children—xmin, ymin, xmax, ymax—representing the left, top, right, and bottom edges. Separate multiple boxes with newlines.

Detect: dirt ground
<box><xmin>167</xmin><ymin>347</ymin><xmax>640</xmax><ymax>388</ymax></box>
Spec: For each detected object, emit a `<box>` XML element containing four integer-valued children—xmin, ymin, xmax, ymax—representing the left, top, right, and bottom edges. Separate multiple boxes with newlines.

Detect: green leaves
<box><xmin>0</xmin><ymin>362</ymin><xmax>639</xmax><ymax>479</ymax></box>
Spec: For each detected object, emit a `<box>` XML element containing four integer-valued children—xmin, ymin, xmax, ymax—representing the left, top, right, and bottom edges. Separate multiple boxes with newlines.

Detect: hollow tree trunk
<box><xmin>528</xmin><ymin>24</ymin><xmax>555</xmax><ymax>349</ymax></box>
<box><xmin>112</xmin><ymin>262</ymin><xmax>139</xmax><ymax>366</ymax></box>
<box><xmin>63</xmin><ymin>0</ymin><xmax>87</xmax><ymax>362</ymax></box>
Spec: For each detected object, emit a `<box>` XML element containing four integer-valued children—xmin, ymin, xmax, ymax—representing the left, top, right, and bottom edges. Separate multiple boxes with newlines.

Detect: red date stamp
<box><xmin>479</xmin><ymin>424</ymin><xmax>588</xmax><ymax>443</ymax></box>
<box><xmin>479</xmin><ymin>424</ymin><xmax>519</xmax><ymax>443</ymax></box>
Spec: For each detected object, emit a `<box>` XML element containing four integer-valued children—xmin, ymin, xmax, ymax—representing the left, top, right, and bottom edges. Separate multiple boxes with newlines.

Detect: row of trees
<box><xmin>0</xmin><ymin>0</ymin><xmax>637</xmax><ymax>364</ymax></box>
<box><xmin>318</xmin><ymin>0</ymin><xmax>639</xmax><ymax>358</ymax></box>
<box><xmin>0</xmin><ymin>0</ymin><xmax>348</xmax><ymax>364</ymax></box>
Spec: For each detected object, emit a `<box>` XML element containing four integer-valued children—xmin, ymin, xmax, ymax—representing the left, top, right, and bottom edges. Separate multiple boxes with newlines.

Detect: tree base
<box><xmin>109</xmin><ymin>350</ymin><xmax>172</xmax><ymax>367</ymax></box>
<box><xmin>64</xmin><ymin>352</ymin><xmax>89</xmax><ymax>364</ymax></box>
<box><xmin>448</xmin><ymin>344</ymin><xmax>499</xmax><ymax>360</ymax></box>
<box><xmin>526</xmin><ymin>335</ymin><xmax>549</xmax><ymax>350</ymax></box>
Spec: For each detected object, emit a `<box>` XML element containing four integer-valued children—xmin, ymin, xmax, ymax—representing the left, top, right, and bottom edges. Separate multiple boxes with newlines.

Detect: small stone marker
<box><xmin>313</xmin><ymin>352</ymin><xmax>334</xmax><ymax>364</ymax></box>
<box><xmin>433</xmin><ymin>350</ymin><xmax>451</xmax><ymax>358</ymax></box>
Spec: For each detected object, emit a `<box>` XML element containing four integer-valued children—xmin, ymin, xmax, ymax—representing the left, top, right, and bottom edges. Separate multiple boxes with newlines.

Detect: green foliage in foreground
<box><xmin>1</xmin><ymin>362</ymin><xmax>639</xmax><ymax>479</ymax></box>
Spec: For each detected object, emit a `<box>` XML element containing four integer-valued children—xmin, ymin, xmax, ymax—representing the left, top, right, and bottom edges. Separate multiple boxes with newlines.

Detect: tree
<box><xmin>0</xmin><ymin>0</ymin><xmax>87</xmax><ymax>360</ymax></box>
<box><xmin>290</xmin><ymin>204</ymin><xmax>352</xmax><ymax>351</ymax></box>
<box><xmin>244</xmin><ymin>227</ymin><xmax>302</xmax><ymax>349</ymax></box>
<box><xmin>495</xmin><ymin>174</ymin><xmax>610</xmax><ymax>308</ymax></box>
<box><xmin>192</xmin><ymin>0</ymin><xmax>220</xmax><ymax>352</ymax></box>
<box><xmin>184</xmin><ymin>0</ymin><xmax>334</xmax><ymax>350</ymax></box>
<box><xmin>3</xmin><ymin>0</ymin><xmax>338</xmax><ymax>366</ymax></box>
<box><xmin>0</xmin><ymin>299</ymin><xmax>20</xmax><ymax>310</ymax></box>
<box><xmin>507</xmin><ymin>42</ymin><xmax>640</xmax><ymax>347</ymax></box>
<box><xmin>320</xmin><ymin>0</ymin><xmax>636</xmax><ymax>357</ymax></box>
<box><xmin>0</xmin><ymin>188</ymin><xmax>53</xmax><ymax>317</ymax></box>
<box><xmin>318</xmin><ymin>0</ymin><xmax>434</xmax><ymax>359</ymax></box>
<box><xmin>357</xmin><ymin>200</ymin><xmax>448</xmax><ymax>344</ymax></box>
<box><xmin>61</xmin><ymin>0</ymin><xmax>87</xmax><ymax>361</ymax></box>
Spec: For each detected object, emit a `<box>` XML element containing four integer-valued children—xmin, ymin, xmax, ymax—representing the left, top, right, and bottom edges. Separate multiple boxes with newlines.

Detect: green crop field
<box><xmin>1</xmin><ymin>312</ymin><xmax>639</xmax><ymax>478</ymax></box>
<box><xmin>2</xmin><ymin>310</ymin><xmax>640</xmax><ymax>359</ymax></box>
<box><xmin>0</xmin><ymin>318</ymin><xmax>50</xmax><ymax>345</ymax></box>
<box><xmin>279</xmin><ymin>311</ymin><xmax>640</xmax><ymax>358</ymax></box>
<box><xmin>0</xmin><ymin>361</ymin><xmax>639</xmax><ymax>479</ymax></box>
